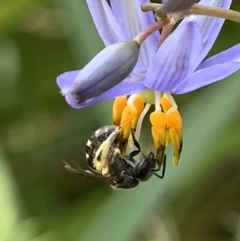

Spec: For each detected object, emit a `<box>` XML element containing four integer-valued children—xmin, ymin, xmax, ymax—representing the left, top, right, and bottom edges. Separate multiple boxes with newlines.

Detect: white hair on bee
<box><xmin>86</xmin><ymin>139</ymin><xmax>92</xmax><ymax>147</ymax></box>
<box><xmin>93</xmin><ymin>127</ymin><xmax>120</xmax><ymax>172</ymax></box>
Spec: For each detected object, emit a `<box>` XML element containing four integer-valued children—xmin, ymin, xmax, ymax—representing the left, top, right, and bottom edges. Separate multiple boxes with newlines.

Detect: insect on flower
<box><xmin>57</xmin><ymin>0</ymin><xmax>240</xmax><ymax>168</ymax></box>
<box><xmin>64</xmin><ymin>125</ymin><xmax>166</xmax><ymax>189</ymax></box>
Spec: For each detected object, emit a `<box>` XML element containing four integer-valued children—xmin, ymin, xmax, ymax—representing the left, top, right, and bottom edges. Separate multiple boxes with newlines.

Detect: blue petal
<box><xmin>86</xmin><ymin>0</ymin><xmax>127</xmax><ymax>45</ymax></box>
<box><xmin>57</xmin><ymin>70</ymin><xmax>79</xmax><ymax>94</ymax></box>
<box><xmin>64</xmin><ymin>80</ymin><xmax>146</xmax><ymax>109</ymax></box>
<box><xmin>173</xmin><ymin>44</ymin><xmax>240</xmax><ymax>94</ymax></box>
<box><xmin>181</xmin><ymin>0</ymin><xmax>232</xmax><ymax>64</ymax></box>
<box><xmin>57</xmin><ymin>42</ymin><xmax>140</xmax><ymax>103</ymax></box>
<box><xmin>110</xmin><ymin>0</ymin><xmax>160</xmax><ymax>69</ymax></box>
<box><xmin>143</xmin><ymin>20</ymin><xmax>202</xmax><ymax>92</ymax></box>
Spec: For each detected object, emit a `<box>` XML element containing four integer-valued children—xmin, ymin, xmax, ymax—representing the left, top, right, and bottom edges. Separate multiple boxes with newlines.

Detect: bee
<box><xmin>64</xmin><ymin>125</ymin><xmax>166</xmax><ymax>189</ymax></box>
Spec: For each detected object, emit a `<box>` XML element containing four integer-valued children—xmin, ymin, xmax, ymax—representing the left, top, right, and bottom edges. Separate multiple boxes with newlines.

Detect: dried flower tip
<box><xmin>162</xmin><ymin>0</ymin><xmax>200</xmax><ymax>13</ymax></box>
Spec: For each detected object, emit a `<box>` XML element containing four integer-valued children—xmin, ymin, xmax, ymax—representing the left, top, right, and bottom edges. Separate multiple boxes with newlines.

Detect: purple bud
<box><xmin>57</xmin><ymin>41</ymin><xmax>139</xmax><ymax>105</ymax></box>
<box><xmin>162</xmin><ymin>0</ymin><xmax>200</xmax><ymax>13</ymax></box>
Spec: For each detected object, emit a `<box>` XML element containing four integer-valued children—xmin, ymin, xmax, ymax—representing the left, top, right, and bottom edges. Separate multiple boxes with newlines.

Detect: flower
<box><xmin>57</xmin><ymin>0</ymin><xmax>240</xmax><ymax>166</ymax></box>
<box><xmin>58</xmin><ymin>42</ymin><xmax>140</xmax><ymax>107</ymax></box>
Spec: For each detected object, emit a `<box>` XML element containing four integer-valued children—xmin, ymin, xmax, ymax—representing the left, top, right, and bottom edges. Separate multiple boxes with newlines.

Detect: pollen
<box><xmin>161</xmin><ymin>93</ymin><xmax>172</xmax><ymax>112</ymax></box>
<box><xmin>150</xmin><ymin>111</ymin><xmax>166</xmax><ymax>135</ymax></box>
<box><xmin>149</xmin><ymin>93</ymin><xmax>183</xmax><ymax>166</ymax></box>
<box><xmin>131</xmin><ymin>95</ymin><xmax>144</xmax><ymax>131</ymax></box>
<box><xmin>166</xmin><ymin>108</ymin><xmax>182</xmax><ymax>132</ymax></box>
<box><xmin>119</xmin><ymin>104</ymin><xmax>137</xmax><ymax>154</ymax></box>
<box><xmin>112</xmin><ymin>92</ymin><xmax>183</xmax><ymax>167</ymax></box>
<box><xmin>113</xmin><ymin>96</ymin><xmax>127</xmax><ymax>126</ymax></box>
<box><xmin>165</xmin><ymin>108</ymin><xmax>183</xmax><ymax>166</ymax></box>
<box><xmin>120</xmin><ymin>105</ymin><xmax>137</xmax><ymax>129</ymax></box>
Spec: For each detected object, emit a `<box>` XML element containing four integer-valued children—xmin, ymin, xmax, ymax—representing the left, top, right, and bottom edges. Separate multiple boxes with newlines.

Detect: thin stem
<box><xmin>141</xmin><ymin>3</ymin><xmax>169</xmax><ymax>11</ymax></box>
<box><xmin>157</xmin><ymin>24</ymin><xmax>174</xmax><ymax>49</ymax></box>
<box><xmin>135</xmin><ymin>103</ymin><xmax>151</xmax><ymax>142</ymax></box>
<box><xmin>127</xmin><ymin>94</ymin><xmax>137</xmax><ymax>105</ymax></box>
<box><xmin>141</xmin><ymin>3</ymin><xmax>240</xmax><ymax>23</ymax></box>
<box><xmin>154</xmin><ymin>91</ymin><xmax>162</xmax><ymax>111</ymax></box>
<box><xmin>165</xmin><ymin>92</ymin><xmax>178</xmax><ymax>110</ymax></box>
<box><xmin>133</xmin><ymin>19</ymin><xmax>169</xmax><ymax>45</ymax></box>
<box><xmin>190</xmin><ymin>4</ymin><xmax>240</xmax><ymax>23</ymax></box>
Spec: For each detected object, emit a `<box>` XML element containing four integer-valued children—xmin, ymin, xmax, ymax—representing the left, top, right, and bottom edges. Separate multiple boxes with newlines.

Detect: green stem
<box><xmin>141</xmin><ymin>3</ymin><xmax>240</xmax><ymax>23</ymax></box>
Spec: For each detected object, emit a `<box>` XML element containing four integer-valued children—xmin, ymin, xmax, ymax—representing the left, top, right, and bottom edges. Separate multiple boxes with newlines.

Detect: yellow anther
<box><xmin>150</xmin><ymin>111</ymin><xmax>167</xmax><ymax>135</ymax></box>
<box><xmin>131</xmin><ymin>96</ymin><xmax>145</xmax><ymax>131</ymax></box>
<box><xmin>120</xmin><ymin>105</ymin><xmax>137</xmax><ymax>129</ymax></box>
<box><xmin>120</xmin><ymin>123</ymin><xmax>132</xmax><ymax>154</ymax></box>
<box><xmin>119</xmin><ymin>105</ymin><xmax>137</xmax><ymax>154</ymax></box>
<box><xmin>161</xmin><ymin>93</ymin><xmax>172</xmax><ymax>113</ymax></box>
<box><xmin>132</xmin><ymin>95</ymin><xmax>144</xmax><ymax>112</ymax></box>
<box><xmin>165</xmin><ymin>129</ymin><xmax>171</xmax><ymax>146</ymax></box>
<box><xmin>166</xmin><ymin>108</ymin><xmax>182</xmax><ymax>132</ymax></box>
<box><xmin>165</xmin><ymin>109</ymin><xmax>183</xmax><ymax>166</ymax></box>
<box><xmin>151</xmin><ymin>127</ymin><xmax>166</xmax><ymax>155</ymax></box>
<box><xmin>150</xmin><ymin>111</ymin><xmax>167</xmax><ymax>163</ymax></box>
<box><xmin>168</xmin><ymin>128</ymin><xmax>183</xmax><ymax>166</ymax></box>
<box><xmin>112</xmin><ymin>96</ymin><xmax>127</xmax><ymax>126</ymax></box>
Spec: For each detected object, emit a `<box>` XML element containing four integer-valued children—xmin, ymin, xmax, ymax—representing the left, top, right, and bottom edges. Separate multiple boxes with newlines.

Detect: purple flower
<box><xmin>56</xmin><ymin>0</ymin><xmax>240</xmax><ymax>166</ymax></box>
<box><xmin>57</xmin><ymin>0</ymin><xmax>240</xmax><ymax>109</ymax></box>
<box><xmin>58</xmin><ymin>42</ymin><xmax>140</xmax><ymax>107</ymax></box>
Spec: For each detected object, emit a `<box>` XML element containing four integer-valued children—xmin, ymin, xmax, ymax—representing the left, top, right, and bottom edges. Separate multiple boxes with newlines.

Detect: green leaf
<box><xmin>0</xmin><ymin>150</ymin><xmax>19</xmax><ymax>240</ymax></box>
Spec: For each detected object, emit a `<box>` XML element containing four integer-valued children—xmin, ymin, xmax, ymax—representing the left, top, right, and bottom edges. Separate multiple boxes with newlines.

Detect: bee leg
<box><xmin>114</xmin><ymin>175</ymin><xmax>139</xmax><ymax>189</ymax></box>
<box><xmin>128</xmin><ymin>130</ymin><xmax>141</xmax><ymax>160</ymax></box>
<box><xmin>153</xmin><ymin>154</ymin><xmax>166</xmax><ymax>179</ymax></box>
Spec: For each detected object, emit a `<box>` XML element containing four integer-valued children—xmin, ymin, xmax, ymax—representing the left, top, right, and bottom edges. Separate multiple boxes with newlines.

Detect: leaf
<box><xmin>0</xmin><ymin>150</ymin><xmax>19</xmax><ymax>240</ymax></box>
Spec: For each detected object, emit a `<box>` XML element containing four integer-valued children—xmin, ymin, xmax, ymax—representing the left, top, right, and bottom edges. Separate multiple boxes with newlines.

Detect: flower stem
<box><xmin>133</xmin><ymin>19</ymin><xmax>169</xmax><ymax>45</ymax></box>
<box><xmin>154</xmin><ymin>91</ymin><xmax>162</xmax><ymax>111</ymax></box>
<box><xmin>135</xmin><ymin>103</ymin><xmax>151</xmax><ymax>142</ymax></box>
<box><xmin>141</xmin><ymin>3</ymin><xmax>240</xmax><ymax>23</ymax></box>
<box><xmin>157</xmin><ymin>24</ymin><xmax>174</xmax><ymax>49</ymax></box>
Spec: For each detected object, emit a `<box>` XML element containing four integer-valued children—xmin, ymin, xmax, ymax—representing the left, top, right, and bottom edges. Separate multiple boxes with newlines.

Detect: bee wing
<box><xmin>63</xmin><ymin>161</ymin><xmax>115</xmax><ymax>185</ymax></box>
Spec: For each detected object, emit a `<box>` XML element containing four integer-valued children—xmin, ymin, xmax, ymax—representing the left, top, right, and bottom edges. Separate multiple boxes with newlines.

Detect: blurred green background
<box><xmin>0</xmin><ymin>1</ymin><xmax>240</xmax><ymax>241</ymax></box>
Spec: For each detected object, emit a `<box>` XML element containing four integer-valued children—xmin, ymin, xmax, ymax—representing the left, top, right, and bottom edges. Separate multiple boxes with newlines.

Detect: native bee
<box><xmin>64</xmin><ymin>125</ymin><xmax>166</xmax><ymax>189</ymax></box>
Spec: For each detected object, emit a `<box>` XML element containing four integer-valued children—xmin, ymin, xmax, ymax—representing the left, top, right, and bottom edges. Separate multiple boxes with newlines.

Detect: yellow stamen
<box><xmin>168</xmin><ymin>128</ymin><xmax>183</xmax><ymax>166</ymax></box>
<box><xmin>165</xmin><ymin>129</ymin><xmax>171</xmax><ymax>146</ymax></box>
<box><xmin>119</xmin><ymin>105</ymin><xmax>137</xmax><ymax>154</ymax></box>
<box><xmin>112</xmin><ymin>93</ymin><xmax>184</xmax><ymax>166</ymax></box>
<box><xmin>150</xmin><ymin>111</ymin><xmax>167</xmax><ymax>163</ymax></box>
<box><xmin>112</xmin><ymin>96</ymin><xmax>127</xmax><ymax>126</ymax></box>
<box><xmin>150</xmin><ymin>111</ymin><xmax>166</xmax><ymax>135</ymax></box>
<box><xmin>151</xmin><ymin>127</ymin><xmax>166</xmax><ymax>163</ymax></box>
<box><xmin>131</xmin><ymin>95</ymin><xmax>145</xmax><ymax>131</ymax></box>
<box><xmin>161</xmin><ymin>93</ymin><xmax>172</xmax><ymax>113</ymax></box>
<box><xmin>166</xmin><ymin>108</ymin><xmax>182</xmax><ymax>131</ymax></box>
<box><xmin>165</xmin><ymin>108</ymin><xmax>183</xmax><ymax>166</ymax></box>
<box><xmin>120</xmin><ymin>105</ymin><xmax>137</xmax><ymax>129</ymax></box>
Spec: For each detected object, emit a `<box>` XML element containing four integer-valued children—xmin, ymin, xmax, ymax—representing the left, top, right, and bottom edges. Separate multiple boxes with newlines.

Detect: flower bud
<box><xmin>57</xmin><ymin>41</ymin><xmax>139</xmax><ymax>104</ymax></box>
<box><xmin>162</xmin><ymin>0</ymin><xmax>200</xmax><ymax>13</ymax></box>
